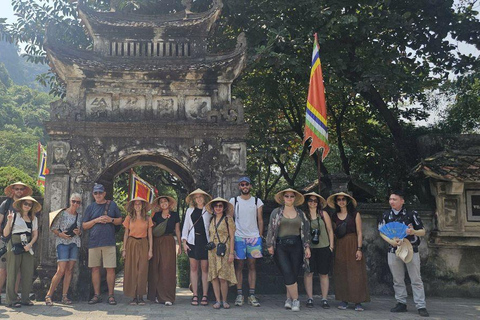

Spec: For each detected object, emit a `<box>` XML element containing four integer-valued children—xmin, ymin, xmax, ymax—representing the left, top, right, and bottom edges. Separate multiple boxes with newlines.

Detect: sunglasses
<box><xmin>214</xmin><ymin>204</ymin><xmax>224</xmax><ymax>208</ymax></box>
<box><xmin>14</xmin><ymin>187</ymin><xmax>25</xmax><ymax>191</ymax></box>
<box><xmin>71</xmin><ymin>200</ymin><xmax>81</xmax><ymax>204</ymax></box>
<box><xmin>23</xmin><ymin>202</ymin><xmax>33</xmax><ymax>207</ymax></box>
<box><xmin>307</xmin><ymin>199</ymin><xmax>318</xmax><ymax>203</ymax></box>
<box><xmin>240</xmin><ymin>183</ymin><xmax>250</xmax><ymax>187</ymax></box>
<box><xmin>93</xmin><ymin>192</ymin><xmax>104</xmax><ymax>195</ymax></box>
<box><xmin>336</xmin><ymin>197</ymin><xmax>347</xmax><ymax>202</ymax></box>
<box><xmin>284</xmin><ymin>195</ymin><xmax>295</xmax><ymax>199</ymax></box>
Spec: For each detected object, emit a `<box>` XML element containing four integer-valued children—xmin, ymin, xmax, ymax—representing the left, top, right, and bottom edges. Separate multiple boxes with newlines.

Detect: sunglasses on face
<box><xmin>93</xmin><ymin>192</ymin><xmax>104</xmax><ymax>195</ymax></box>
<box><xmin>14</xmin><ymin>188</ymin><xmax>25</xmax><ymax>191</ymax></box>
<box><xmin>214</xmin><ymin>204</ymin><xmax>224</xmax><ymax>208</ymax></box>
<box><xmin>337</xmin><ymin>197</ymin><xmax>347</xmax><ymax>202</ymax></box>
<box><xmin>307</xmin><ymin>199</ymin><xmax>318</xmax><ymax>203</ymax></box>
<box><xmin>71</xmin><ymin>200</ymin><xmax>81</xmax><ymax>205</ymax></box>
<box><xmin>284</xmin><ymin>195</ymin><xmax>295</xmax><ymax>199</ymax></box>
<box><xmin>23</xmin><ymin>202</ymin><xmax>33</xmax><ymax>207</ymax></box>
<box><xmin>240</xmin><ymin>183</ymin><xmax>250</xmax><ymax>187</ymax></box>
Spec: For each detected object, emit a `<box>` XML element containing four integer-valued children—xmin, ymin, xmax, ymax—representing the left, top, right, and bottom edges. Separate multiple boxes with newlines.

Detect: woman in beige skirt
<box><xmin>122</xmin><ymin>197</ymin><xmax>153</xmax><ymax>305</ymax></box>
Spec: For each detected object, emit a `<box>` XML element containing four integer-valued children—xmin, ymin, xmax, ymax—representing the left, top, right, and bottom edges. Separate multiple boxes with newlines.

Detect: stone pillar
<box><xmin>33</xmin><ymin>172</ymin><xmax>70</xmax><ymax>300</ymax></box>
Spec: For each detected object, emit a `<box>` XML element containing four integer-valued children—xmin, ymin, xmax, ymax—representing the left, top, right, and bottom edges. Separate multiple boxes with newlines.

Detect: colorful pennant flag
<box><xmin>128</xmin><ymin>169</ymin><xmax>157</xmax><ymax>203</ymax></box>
<box><xmin>37</xmin><ymin>142</ymin><xmax>48</xmax><ymax>186</ymax></box>
<box><xmin>303</xmin><ymin>33</ymin><xmax>330</xmax><ymax>160</ymax></box>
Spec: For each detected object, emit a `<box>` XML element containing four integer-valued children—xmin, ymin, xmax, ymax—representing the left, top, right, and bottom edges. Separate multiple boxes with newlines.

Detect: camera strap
<box><xmin>214</xmin><ymin>215</ymin><xmax>229</xmax><ymax>244</ymax></box>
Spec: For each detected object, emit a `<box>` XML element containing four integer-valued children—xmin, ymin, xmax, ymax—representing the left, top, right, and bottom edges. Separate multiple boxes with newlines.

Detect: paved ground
<box><xmin>1</xmin><ymin>281</ymin><xmax>479</xmax><ymax>319</ymax></box>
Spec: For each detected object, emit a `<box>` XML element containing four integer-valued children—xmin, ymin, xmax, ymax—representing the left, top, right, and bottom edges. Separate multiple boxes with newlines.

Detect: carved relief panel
<box><xmin>86</xmin><ymin>94</ymin><xmax>112</xmax><ymax>118</ymax></box>
<box><xmin>153</xmin><ymin>96</ymin><xmax>178</xmax><ymax>119</ymax></box>
<box><xmin>185</xmin><ymin>96</ymin><xmax>211</xmax><ymax>120</ymax></box>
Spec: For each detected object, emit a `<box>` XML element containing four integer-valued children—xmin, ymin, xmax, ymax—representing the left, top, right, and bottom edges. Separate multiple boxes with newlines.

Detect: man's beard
<box><xmin>241</xmin><ymin>189</ymin><xmax>251</xmax><ymax>195</ymax></box>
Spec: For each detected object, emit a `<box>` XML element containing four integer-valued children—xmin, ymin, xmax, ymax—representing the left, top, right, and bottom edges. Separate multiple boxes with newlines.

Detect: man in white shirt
<box><xmin>230</xmin><ymin>177</ymin><xmax>264</xmax><ymax>307</ymax></box>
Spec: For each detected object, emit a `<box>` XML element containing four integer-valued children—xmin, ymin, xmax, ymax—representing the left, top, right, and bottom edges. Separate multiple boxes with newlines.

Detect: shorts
<box><xmin>88</xmin><ymin>246</ymin><xmax>117</xmax><ymax>268</ymax></box>
<box><xmin>57</xmin><ymin>243</ymin><xmax>79</xmax><ymax>262</ymax></box>
<box><xmin>234</xmin><ymin>236</ymin><xmax>263</xmax><ymax>259</ymax></box>
<box><xmin>187</xmin><ymin>233</ymin><xmax>209</xmax><ymax>261</ymax></box>
<box><xmin>0</xmin><ymin>238</ymin><xmax>7</xmax><ymax>269</ymax></box>
<box><xmin>308</xmin><ymin>246</ymin><xmax>332</xmax><ymax>275</ymax></box>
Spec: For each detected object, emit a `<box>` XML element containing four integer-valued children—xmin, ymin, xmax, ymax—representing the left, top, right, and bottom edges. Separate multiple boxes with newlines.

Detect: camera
<box><xmin>205</xmin><ymin>242</ymin><xmax>216</xmax><ymax>251</ymax></box>
<box><xmin>20</xmin><ymin>234</ymin><xmax>34</xmax><ymax>255</ymax></box>
<box><xmin>311</xmin><ymin>229</ymin><xmax>320</xmax><ymax>245</ymax></box>
<box><xmin>0</xmin><ymin>246</ymin><xmax>7</xmax><ymax>258</ymax></box>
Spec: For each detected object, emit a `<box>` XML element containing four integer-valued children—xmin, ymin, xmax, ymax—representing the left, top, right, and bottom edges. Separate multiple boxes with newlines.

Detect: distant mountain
<box><xmin>0</xmin><ymin>41</ymin><xmax>49</xmax><ymax>91</ymax></box>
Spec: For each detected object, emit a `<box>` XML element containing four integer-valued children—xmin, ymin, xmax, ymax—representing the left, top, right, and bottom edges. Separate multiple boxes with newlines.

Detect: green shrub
<box><xmin>177</xmin><ymin>253</ymin><xmax>190</xmax><ymax>288</ymax></box>
<box><xmin>0</xmin><ymin>166</ymin><xmax>43</xmax><ymax>196</ymax></box>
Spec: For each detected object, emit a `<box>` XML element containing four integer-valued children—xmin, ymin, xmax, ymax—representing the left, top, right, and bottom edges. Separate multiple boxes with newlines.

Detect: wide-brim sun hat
<box><xmin>152</xmin><ymin>195</ymin><xmax>177</xmax><ymax>211</ymax></box>
<box><xmin>205</xmin><ymin>197</ymin><xmax>234</xmax><ymax>216</ymax></box>
<box><xmin>326</xmin><ymin>192</ymin><xmax>358</xmax><ymax>209</ymax></box>
<box><xmin>304</xmin><ymin>192</ymin><xmax>327</xmax><ymax>209</ymax></box>
<box><xmin>274</xmin><ymin>188</ymin><xmax>305</xmax><ymax>206</ymax></box>
<box><xmin>185</xmin><ymin>188</ymin><xmax>212</xmax><ymax>205</ymax></box>
<box><xmin>48</xmin><ymin>207</ymin><xmax>68</xmax><ymax>228</ymax></box>
<box><xmin>125</xmin><ymin>197</ymin><xmax>151</xmax><ymax>212</ymax></box>
<box><xmin>396</xmin><ymin>238</ymin><xmax>414</xmax><ymax>263</ymax></box>
<box><xmin>4</xmin><ymin>181</ymin><xmax>33</xmax><ymax>197</ymax></box>
<box><xmin>13</xmin><ymin>196</ymin><xmax>42</xmax><ymax>214</ymax></box>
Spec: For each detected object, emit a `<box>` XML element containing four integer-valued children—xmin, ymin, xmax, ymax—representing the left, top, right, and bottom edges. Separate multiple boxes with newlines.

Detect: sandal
<box><xmin>213</xmin><ymin>301</ymin><xmax>221</xmax><ymax>309</ymax></box>
<box><xmin>9</xmin><ymin>301</ymin><xmax>22</xmax><ymax>308</ymax></box>
<box><xmin>61</xmin><ymin>294</ymin><xmax>72</xmax><ymax>305</ymax></box>
<box><xmin>200</xmin><ymin>295</ymin><xmax>209</xmax><ymax>306</ymax></box>
<box><xmin>108</xmin><ymin>295</ymin><xmax>117</xmax><ymax>305</ymax></box>
<box><xmin>137</xmin><ymin>297</ymin><xmax>146</xmax><ymax>306</ymax></box>
<box><xmin>191</xmin><ymin>295</ymin><xmax>199</xmax><ymax>306</ymax></box>
<box><xmin>88</xmin><ymin>294</ymin><xmax>102</xmax><ymax>304</ymax></box>
<box><xmin>223</xmin><ymin>301</ymin><xmax>230</xmax><ymax>309</ymax></box>
<box><xmin>129</xmin><ymin>298</ymin><xmax>138</xmax><ymax>305</ymax></box>
<box><xmin>21</xmin><ymin>300</ymin><xmax>34</xmax><ymax>306</ymax></box>
<box><xmin>45</xmin><ymin>295</ymin><xmax>53</xmax><ymax>306</ymax></box>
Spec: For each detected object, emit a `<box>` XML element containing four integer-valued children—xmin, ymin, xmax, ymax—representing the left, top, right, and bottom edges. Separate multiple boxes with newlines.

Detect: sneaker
<box><xmin>337</xmin><ymin>301</ymin><xmax>348</xmax><ymax>310</ymax></box>
<box><xmin>248</xmin><ymin>295</ymin><xmax>260</xmax><ymax>307</ymax></box>
<box><xmin>355</xmin><ymin>303</ymin><xmax>364</xmax><ymax>311</ymax></box>
<box><xmin>234</xmin><ymin>295</ymin><xmax>244</xmax><ymax>306</ymax></box>
<box><xmin>390</xmin><ymin>302</ymin><xmax>407</xmax><ymax>313</ymax></box>
<box><xmin>418</xmin><ymin>308</ymin><xmax>429</xmax><ymax>317</ymax></box>
<box><xmin>284</xmin><ymin>298</ymin><xmax>292</xmax><ymax>309</ymax></box>
<box><xmin>291</xmin><ymin>299</ymin><xmax>300</xmax><ymax>312</ymax></box>
<box><xmin>321</xmin><ymin>299</ymin><xmax>330</xmax><ymax>309</ymax></box>
<box><xmin>306</xmin><ymin>298</ymin><xmax>313</xmax><ymax>308</ymax></box>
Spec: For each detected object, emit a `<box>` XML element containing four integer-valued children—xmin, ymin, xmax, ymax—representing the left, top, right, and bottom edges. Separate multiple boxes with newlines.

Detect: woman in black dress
<box><xmin>181</xmin><ymin>189</ymin><xmax>212</xmax><ymax>306</ymax></box>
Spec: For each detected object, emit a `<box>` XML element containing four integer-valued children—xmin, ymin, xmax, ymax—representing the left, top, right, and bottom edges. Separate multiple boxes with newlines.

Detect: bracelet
<box><xmin>357</xmin><ymin>247</ymin><xmax>362</xmax><ymax>251</ymax></box>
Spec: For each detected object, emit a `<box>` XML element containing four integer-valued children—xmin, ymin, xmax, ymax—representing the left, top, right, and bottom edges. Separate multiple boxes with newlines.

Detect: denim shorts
<box><xmin>56</xmin><ymin>243</ymin><xmax>79</xmax><ymax>262</ymax></box>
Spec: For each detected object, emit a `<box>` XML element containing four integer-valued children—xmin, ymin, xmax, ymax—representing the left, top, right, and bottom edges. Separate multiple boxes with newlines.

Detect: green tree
<box><xmin>0</xmin><ymin>166</ymin><xmax>43</xmax><ymax>196</ymax></box>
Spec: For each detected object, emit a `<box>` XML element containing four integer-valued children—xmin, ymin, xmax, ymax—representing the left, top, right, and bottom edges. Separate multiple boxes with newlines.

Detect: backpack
<box><xmin>1</xmin><ymin>198</ymin><xmax>16</xmax><ymax>242</ymax></box>
<box><xmin>233</xmin><ymin>196</ymin><xmax>258</xmax><ymax>221</ymax></box>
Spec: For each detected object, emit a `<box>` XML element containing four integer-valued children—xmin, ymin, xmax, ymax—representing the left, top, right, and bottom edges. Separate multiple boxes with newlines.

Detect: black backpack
<box><xmin>1</xmin><ymin>198</ymin><xmax>16</xmax><ymax>242</ymax></box>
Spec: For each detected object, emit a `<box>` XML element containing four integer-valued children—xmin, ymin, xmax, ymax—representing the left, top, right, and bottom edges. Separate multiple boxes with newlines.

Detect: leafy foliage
<box><xmin>0</xmin><ymin>166</ymin><xmax>43</xmax><ymax>196</ymax></box>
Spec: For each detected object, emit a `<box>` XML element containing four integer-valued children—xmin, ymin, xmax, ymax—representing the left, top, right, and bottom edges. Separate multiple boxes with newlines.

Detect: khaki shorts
<box><xmin>88</xmin><ymin>246</ymin><xmax>117</xmax><ymax>268</ymax></box>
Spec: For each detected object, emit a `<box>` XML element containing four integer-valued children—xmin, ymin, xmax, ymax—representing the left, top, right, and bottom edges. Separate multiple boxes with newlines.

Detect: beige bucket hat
<box><xmin>274</xmin><ymin>188</ymin><xmax>305</xmax><ymax>206</ymax></box>
<box><xmin>13</xmin><ymin>196</ymin><xmax>42</xmax><ymax>214</ymax></box>
<box><xmin>125</xmin><ymin>197</ymin><xmax>151</xmax><ymax>212</ymax></box>
<box><xmin>205</xmin><ymin>197</ymin><xmax>234</xmax><ymax>216</ymax></box>
<box><xmin>326</xmin><ymin>192</ymin><xmax>358</xmax><ymax>209</ymax></box>
<box><xmin>185</xmin><ymin>188</ymin><xmax>212</xmax><ymax>206</ymax></box>
<box><xmin>152</xmin><ymin>195</ymin><xmax>177</xmax><ymax>211</ymax></box>
<box><xmin>4</xmin><ymin>181</ymin><xmax>33</xmax><ymax>197</ymax></box>
<box><xmin>396</xmin><ymin>238</ymin><xmax>414</xmax><ymax>263</ymax></box>
<box><xmin>304</xmin><ymin>192</ymin><xmax>327</xmax><ymax>209</ymax></box>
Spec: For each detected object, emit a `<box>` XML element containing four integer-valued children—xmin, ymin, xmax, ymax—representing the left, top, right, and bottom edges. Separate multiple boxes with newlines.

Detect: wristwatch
<box><xmin>111</xmin><ymin>218</ymin><xmax>114</xmax><ymax>223</ymax></box>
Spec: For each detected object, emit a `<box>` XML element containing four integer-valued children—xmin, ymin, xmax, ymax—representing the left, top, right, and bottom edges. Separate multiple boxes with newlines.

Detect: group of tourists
<box><xmin>0</xmin><ymin>179</ymin><xmax>429</xmax><ymax>317</ymax></box>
